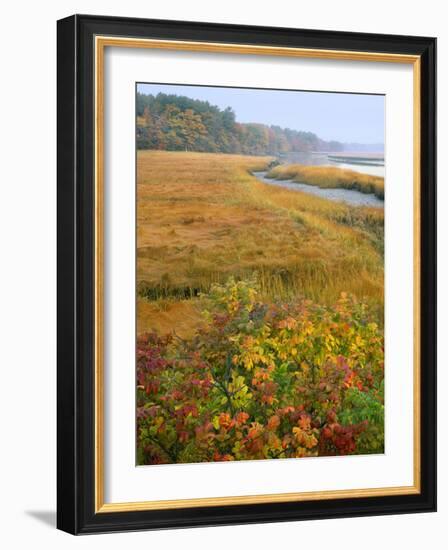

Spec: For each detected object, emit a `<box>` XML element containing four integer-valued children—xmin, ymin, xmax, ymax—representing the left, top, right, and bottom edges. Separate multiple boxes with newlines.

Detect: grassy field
<box><xmin>266</xmin><ymin>163</ymin><xmax>384</xmax><ymax>199</ymax></box>
<box><xmin>137</xmin><ymin>150</ymin><xmax>384</xmax><ymax>337</ymax></box>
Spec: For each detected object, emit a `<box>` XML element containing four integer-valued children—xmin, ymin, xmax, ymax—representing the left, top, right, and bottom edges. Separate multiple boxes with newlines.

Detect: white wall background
<box><xmin>0</xmin><ymin>0</ymin><xmax>443</xmax><ymax>547</ymax></box>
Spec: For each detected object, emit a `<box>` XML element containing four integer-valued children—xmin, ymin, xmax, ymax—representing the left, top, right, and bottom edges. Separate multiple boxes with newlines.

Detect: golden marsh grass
<box><xmin>137</xmin><ymin>151</ymin><xmax>384</xmax><ymax>336</ymax></box>
<box><xmin>267</xmin><ymin>163</ymin><xmax>384</xmax><ymax>199</ymax></box>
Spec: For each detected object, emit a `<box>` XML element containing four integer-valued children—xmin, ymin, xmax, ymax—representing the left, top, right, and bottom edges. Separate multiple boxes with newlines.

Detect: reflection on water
<box><xmin>280</xmin><ymin>152</ymin><xmax>385</xmax><ymax>178</ymax></box>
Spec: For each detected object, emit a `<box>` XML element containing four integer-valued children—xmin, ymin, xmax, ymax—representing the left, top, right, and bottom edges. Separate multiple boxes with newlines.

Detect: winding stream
<box><xmin>252</xmin><ymin>171</ymin><xmax>384</xmax><ymax>208</ymax></box>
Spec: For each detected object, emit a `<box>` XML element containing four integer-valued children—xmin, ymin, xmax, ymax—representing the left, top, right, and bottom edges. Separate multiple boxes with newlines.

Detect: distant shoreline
<box><xmin>327</xmin><ymin>153</ymin><xmax>384</xmax><ymax>167</ymax></box>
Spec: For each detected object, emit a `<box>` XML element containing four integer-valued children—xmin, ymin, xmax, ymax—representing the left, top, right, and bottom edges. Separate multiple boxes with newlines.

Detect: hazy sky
<box><xmin>137</xmin><ymin>83</ymin><xmax>384</xmax><ymax>145</ymax></box>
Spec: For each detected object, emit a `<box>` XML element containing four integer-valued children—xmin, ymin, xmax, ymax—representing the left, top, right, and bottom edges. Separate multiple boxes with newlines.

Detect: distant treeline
<box><xmin>136</xmin><ymin>92</ymin><xmax>346</xmax><ymax>155</ymax></box>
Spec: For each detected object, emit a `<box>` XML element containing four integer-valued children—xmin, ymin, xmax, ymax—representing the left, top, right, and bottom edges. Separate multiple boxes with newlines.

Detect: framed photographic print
<box><xmin>57</xmin><ymin>14</ymin><xmax>436</xmax><ymax>534</ymax></box>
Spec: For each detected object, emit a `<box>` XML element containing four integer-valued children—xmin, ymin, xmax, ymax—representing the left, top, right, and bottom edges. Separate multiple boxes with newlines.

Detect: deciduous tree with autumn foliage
<box><xmin>136</xmin><ymin>92</ymin><xmax>346</xmax><ymax>154</ymax></box>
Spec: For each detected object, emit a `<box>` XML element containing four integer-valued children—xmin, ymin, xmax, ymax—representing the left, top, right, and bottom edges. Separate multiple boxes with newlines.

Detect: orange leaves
<box><xmin>292</xmin><ymin>427</ymin><xmax>318</xmax><ymax>451</ymax></box>
<box><xmin>247</xmin><ymin>424</ymin><xmax>262</xmax><ymax>440</ymax></box>
<box><xmin>213</xmin><ymin>452</ymin><xmax>235</xmax><ymax>462</ymax></box>
<box><xmin>243</xmin><ymin>423</ymin><xmax>265</xmax><ymax>455</ymax></box>
<box><xmin>258</xmin><ymin>381</ymin><xmax>278</xmax><ymax>405</ymax></box>
<box><xmin>252</xmin><ymin>365</ymin><xmax>274</xmax><ymax>384</ymax></box>
<box><xmin>343</xmin><ymin>370</ymin><xmax>355</xmax><ymax>389</ymax></box>
<box><xmin>277</xmin><ymin>316</ymin><xmax>298</xmax><ymax>330</ymax></box>
<box><xmin>235</xmin><ymin>411</ymin><xmax>250</xmax><ymax>426</ymax></box>
<box><xmin>291</xmin><ymin>413</ymin><xmax>319</xmax><ymax>453</ymax></box>
<box><xmin>218</xmin><ymin>412</ymin><xmax>232</xmax><ymax>429</ymax></box>
<box><xmin>297</xmin><ymin>414</ymin><xmax>312</xmax><ymax>431</ymax></box>
<box><xmin>267</xmin><ymin>415</ymin><xmax>280</xmax><ymax>430</ymax></box>
<box><xmin>277</xmin><ymin>405</ymin><xmax>295</xmax><ymax>417</ymax></box>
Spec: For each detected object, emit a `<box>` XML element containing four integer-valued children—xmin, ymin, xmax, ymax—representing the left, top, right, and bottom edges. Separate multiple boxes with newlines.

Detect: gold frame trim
<box><xmin>94</xmin><ymin>35</ymin><xmax>422</xmax><ymax>513</ymax></box>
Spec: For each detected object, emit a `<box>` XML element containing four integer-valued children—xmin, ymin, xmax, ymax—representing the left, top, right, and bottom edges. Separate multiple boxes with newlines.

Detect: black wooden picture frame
<box><xmin>57</xmin><ymin>14</ymin><xmax>436</xmax><ymax>534</ymax></box>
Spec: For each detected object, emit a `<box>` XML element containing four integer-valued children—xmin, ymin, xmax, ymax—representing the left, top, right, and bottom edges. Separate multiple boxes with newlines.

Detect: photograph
<box><xmin>53</xmin><ymin>11</ymin><xmax>436</xmax><ymax>536</ymax></box>
<box><xmin>135</xmin><ymin>83</ymin><xmax>386</xmax><ymax>465</ymax></box>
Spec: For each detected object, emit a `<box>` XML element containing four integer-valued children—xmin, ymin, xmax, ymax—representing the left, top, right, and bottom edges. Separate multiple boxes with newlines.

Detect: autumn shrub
<box><xmin>137</xmin><ymin>276</ymin><xmax>384</xmax><ymax>464</ymax></box>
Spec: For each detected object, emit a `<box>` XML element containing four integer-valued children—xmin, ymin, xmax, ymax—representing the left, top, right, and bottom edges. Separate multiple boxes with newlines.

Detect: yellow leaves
<box><xmin>292</xmin><ymin>414</ymin><xmax>318</xmax><ymax>452</ymax></box>
<box><xmin>300</xmin><ymin>361</ymin><xmax>310</xmax><ymax>374</ymax></box>
<box><xmin>238</xmin><ymin>340</ymin><xmax>272</xmax><ymax>371</ymax></box>
<box><xmin>228</xmin><ymin>375</ymin><xmax>252</xmax><ymax>408</ymax></box>
<box><xmin>242</xmin><ymin>356</ymin><xmax>254</xmax><ymax>370</ymax></box>
<box><xmin>295</xmin><ymin>448</ymin><xmax>308</xmax><ymax>458</ymax></box>
<box><xmin>153</xmin><ymin>416</ymin><xmax>165</xmax><ymax>434</ymax></box>
<box><xmin>304</xmin><ymin>325</ymin><xmax>314</xmax><ymax>337</ymax></box>
<box><xmin>293</xmin><ymin>426</ymin><xmax>318</xmax><ymax>450</ymax></box>
<box><xmin>228</xmin><ymin>375</ymin><xmax>245</xmax><ymax>391</ymax></box>
<box><xmin>324</xmin><ymin>332</ymin><xmax>336</xmax><ymax>352</ymax></box>
<box><xmin>228</xmin><ymin>299</ymin><xmax>240</xmax><ymax>314</ymax></box>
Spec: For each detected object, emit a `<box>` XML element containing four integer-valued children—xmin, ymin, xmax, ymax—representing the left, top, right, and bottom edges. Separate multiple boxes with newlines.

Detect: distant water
<box><xmin>279</xmin><ymin>152</ymin><xmax>385</xmax><ymax>178</ymax></box>
<box><xmin>252</xmin><ymin>171</ymin><xmax>384</xmax><ymax>208</ymax></box>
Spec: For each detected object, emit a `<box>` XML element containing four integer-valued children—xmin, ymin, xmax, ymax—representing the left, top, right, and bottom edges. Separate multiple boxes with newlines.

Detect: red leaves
<box><xmin>177</xmin><ymin>403</ymin><xmax>198</xmax><ymax>419</ymax></box>
<box><xmin>171</xmin><ymin>390</ymin><xmax>184</xmax><ymax>401</ymax></box>
<box><xmin>322</xmin><ymin>427</ymin><xmax>332</xmax><ymax>439</ymax></box>
<box><xmin>145</xmin><ymin>381</ymin><xmax>160</xmax><ymax>395</ymax></box>
<box><xmin>319</xmin><ymin>421</ymin><xmax>368</xmax><ymax>456</ymax></box>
